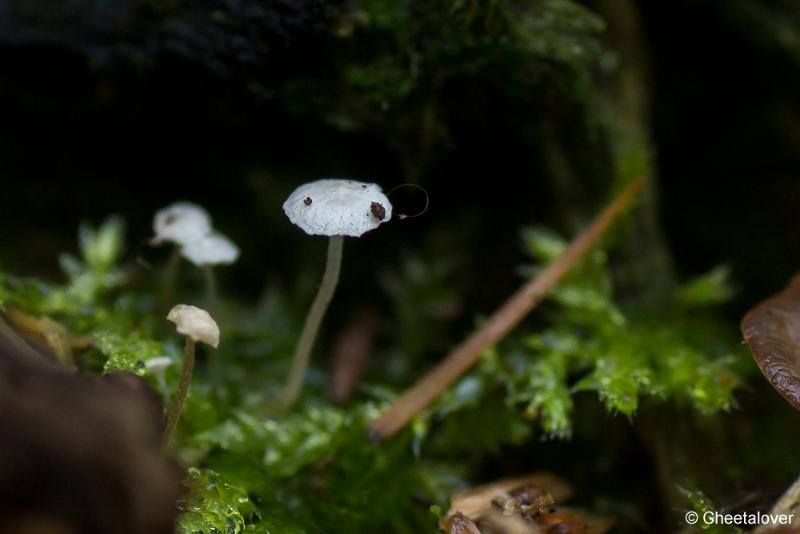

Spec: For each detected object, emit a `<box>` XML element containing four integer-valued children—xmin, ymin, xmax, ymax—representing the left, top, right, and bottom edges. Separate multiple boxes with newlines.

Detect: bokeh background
<box><xmin>2</xmin><ymin>0</ymin><xmax>799</xmax><ymax>309</ymax></box>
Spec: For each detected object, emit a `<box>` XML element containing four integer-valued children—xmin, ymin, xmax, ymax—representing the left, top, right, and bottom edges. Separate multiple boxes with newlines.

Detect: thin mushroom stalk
<box><xmin>279</xmin><ymin>236</ymin><xmax>343</xmax><ymax>409</ymax></box>
<box><xmin>161</xmin><ymin>304</ymin><xmax>219</xmax><ymax>450</ymax></box>
<box><xmin>202</xmin><ymin>265</ymin><xmax>217</xmax><ymax>309</ymax></box>
<box><xmin>161</xmin><ymin>247</ymin><xmax>181</xmax><ymax>311</ymax></box>
<box><xmin>181</xmin><ymin>231</ymin><xmax>239</xmax><ymax>311</ymax></box>
<box><xmin>367</xmin><ymin>177</ymin><xmax>645</xmax><ymax>441</ymax></box>
<box><xmin>160</xmin><ymin>336</ymin><xmax>195</xmax><ymax>450</ymax></box>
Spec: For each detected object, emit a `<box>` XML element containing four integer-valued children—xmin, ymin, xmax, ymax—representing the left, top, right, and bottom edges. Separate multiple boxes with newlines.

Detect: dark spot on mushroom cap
<box><xmin>303</xmin><ymin>197</ymin><xmax>313</xmax><ymax>206</ymax></box>
<box><xmin>370</xmin><ymin>202</ymin><xmax>386</xmax><ymax>220</ymax></box>
<box><xmin>164</xmin><ymin>214</ymin><xmax>177</xmax><ymax>225</ymax></box>
<box><xmin>361</xmin><ymin>185</ymin><xmax>367</xmax><ymax>189</ymax></box>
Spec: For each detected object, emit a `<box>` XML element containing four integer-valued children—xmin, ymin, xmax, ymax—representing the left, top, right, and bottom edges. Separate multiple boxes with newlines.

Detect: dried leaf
<box><xmin>742</xmin><ymin>274</ymin><xmax>800</xmax><ymax>410</ymax></box>
<box><xmin>442</xmin><ymin>473</ymin><xmax>613</xmax><ymax>534</ymax></box>
<box><xmin>448</xmin><ymin>473</ymin><xmax>572</xmax><ymax>520</ymax></box>
<box><xmin>0</xmin><ymin>337</ymin><xmax>181</xmax><ymax>533</ymax></box>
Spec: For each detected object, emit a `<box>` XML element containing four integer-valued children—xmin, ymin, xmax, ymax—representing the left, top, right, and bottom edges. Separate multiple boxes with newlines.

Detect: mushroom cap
<box><xmin>283</xmin><ymin>179</ymin><xmax>392</xmax><ymax>237</ymax></box>
<box><xmin>166</xmin><ymin>304</ymin><xmax>220</xmax><ymax>348</ymax></box>
<box><xmin>151</xmin><ymin>202</ymin><xmax>212</xmax><ymax>247</ymax></box>
<box><xmin>144</xmin><ymin>356</ymin><xmax>173</xmax><ymax>374</ymax></box>
<box><xmin>180</xmin><ymin>231</ymin><xmax>240</xmax><ymax>267</ymax></box>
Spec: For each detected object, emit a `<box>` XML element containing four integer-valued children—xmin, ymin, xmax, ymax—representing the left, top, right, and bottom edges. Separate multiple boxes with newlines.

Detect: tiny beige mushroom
<box><xmin>161</xmin><ymin>304</ymin><xmax>219</xmax><ymax>450</ymax></box>
<box><xmin>166</xmin><ymin>304</ymin><xmax>219</xmax><ymax>348</ymax></box>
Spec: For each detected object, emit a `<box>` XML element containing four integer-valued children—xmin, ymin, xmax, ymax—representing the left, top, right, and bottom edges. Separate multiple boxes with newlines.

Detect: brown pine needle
<box><xmin>367</xmin><ymin>177</ymin><xmax>646</xmax><ymax>441</ymax></box>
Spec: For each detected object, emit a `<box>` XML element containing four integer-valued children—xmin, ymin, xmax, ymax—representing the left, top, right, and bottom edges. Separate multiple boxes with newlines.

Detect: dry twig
<box><xmin>367</xmin><ymin>177</ymin><xmax>645</xmax><ymax>441</ymax></box>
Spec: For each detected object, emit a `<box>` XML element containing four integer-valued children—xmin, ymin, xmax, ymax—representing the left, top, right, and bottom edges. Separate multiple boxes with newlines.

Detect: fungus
<box><xmin>280</xmin><ymin>179</ymin><xmax>392</xmax><ymax>409</ymax></box>
<box><xmin>151</xmin><ymin>202</ymin><xmax>212</xmax><ymax>247</ymax></box>
<box><xmin>161</xmin><ymin>304</ymin><xmax>219</xmax><ymax>449</ymax></box>
<box><xmin>180</xmin><ymin>231</ymin><xmax>240</xmax><ymax>305</ymax></box>
<box><xmin>151</xmin><ymin>202</ymin><xmax>238</xmax><ymax>309</ymax></box>
<box><xmin>144</xmin><ymin>356</ymin><xmax>173</xmax><ymax>392</ymax></box>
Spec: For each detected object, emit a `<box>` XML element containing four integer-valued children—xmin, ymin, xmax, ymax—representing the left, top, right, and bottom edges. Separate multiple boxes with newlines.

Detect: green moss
<box><xmin>178</xmin><ymin>468</ymin><xmax>260</xmax><ymax>534</ymax></box>
<box><xmin>0</xmin><ymin>210</ymin><xmax>751</xmax><ymax>531</ymax></box>
<box><xmin>95</xmin><ymin>330</ymin><xmax>164</xmax><ymax>375</ymax></box>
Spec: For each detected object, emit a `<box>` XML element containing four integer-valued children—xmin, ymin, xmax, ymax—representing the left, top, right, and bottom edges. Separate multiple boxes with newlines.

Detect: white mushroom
<box><xmin>166</xmin><ymin>304</ymin><xmax>220</xmax><ymax>348</ymax></box>
<box><xmin>180</xmin><ymin>231</ymin><xmax>240</xmax><ymax>267</ymax></box>
<box><xmin>283</xmin><ymin>179</ymin><xmax>392</xmax><ymax>237</ymax></box>
<box><xmin>161</xmin><ymin>304</ymin><xmax>220</xmax><ymax>450</ymax></box>
<box><xmin>151</xmin><ymin>202</ymin><xmax>212</xmax><ymax>247</ymax></box>
<box><xmin>144</xmin><ymin>356</ymin><xmax>173</xmax><ymax>391</ymax></box>
<box><xmin>151</xmin><ymin>202</ymin><xmax>239</xmax><ymax>310</ymax></box>
<box><xmin>278</xmin><ymin>179</ymin><xmax>392</xmax><ymax>410</ymax></box>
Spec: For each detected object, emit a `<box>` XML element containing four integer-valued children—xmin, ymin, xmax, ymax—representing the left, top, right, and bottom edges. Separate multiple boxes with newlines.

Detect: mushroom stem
<box><xmin>203</xmin><ymin>265</ymin><xmax>220</xmax><ymax>390</ymax></box>
<box><xmin>160</xmin><ymin>337</ymin><xmax>196</xmax><ymax>450</ymax></box>
<box><xmin>367</xmin><ymin>177</ymin><xmax>645</xmax><ymax>441</ymax></box>
<box><xmin>202</xmin><ymin>265</ymin><xmax>217</xmax><ymax>309</ymax></box>
<box><xmin>162</xmin><ymin>248</ymin><xmax>181</xmax><ymax>311</ymax></box>
<box><xmin>279</xmin><ymin>235</ymin><xmax>344</xmax><ymax>410</ymax></box>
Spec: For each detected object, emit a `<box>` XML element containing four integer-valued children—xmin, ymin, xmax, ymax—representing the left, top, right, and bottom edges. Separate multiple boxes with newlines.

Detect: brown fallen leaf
<box><xmin>741</xmin><ymin>274</ymin><xmax>800</xmax><ymax>411</ymax></box>
<box><xmin>441</xmin><ymin>512</ymin><xmax>481</xmax><ymax>534</ymax></box>
<box><xmin>441</xmin><ymin>474</ymin><xmax>612</xmax><ymax>534</ymax></box>
<box><xmin>742</xmin><ymin>274</ymin><xmax>800</xmax><ymax>533</ymax></box>
<box><xmin>448</xmin><ymin>473</ymin><xmax>572</xmax><ymax>520</ymax></box>
<box><xmin>2</xmin><ymin>308</ymin><xmax>80</xmax><ymax>368</ymax></box>
<box><xmin>0</xmin><ymin>334</ymin><xmax>181</xmax><ymax>534</ymax></box>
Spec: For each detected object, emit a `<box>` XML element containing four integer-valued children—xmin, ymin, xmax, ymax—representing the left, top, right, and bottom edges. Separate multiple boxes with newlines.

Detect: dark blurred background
<box><xmin>1</xmin><ymin>0</ymin><xmax>799</xmax><ymax>314</ymax></box>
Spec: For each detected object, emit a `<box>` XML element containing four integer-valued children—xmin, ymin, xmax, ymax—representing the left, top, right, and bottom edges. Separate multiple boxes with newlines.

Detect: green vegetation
<box><xmin>0</xmin><ymin>210</ymin><xmax>750</xmax><ymax>531</ymax></box>
<box><xmin>4</xmin><ymin>0</ymin><xmax>800</xmax><ymax>531</ymax></box>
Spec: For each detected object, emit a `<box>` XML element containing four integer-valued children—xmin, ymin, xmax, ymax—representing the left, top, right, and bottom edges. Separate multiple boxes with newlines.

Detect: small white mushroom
<box><xmin>144</xmin><ymin>356</ymin><xmax>173</xmax><ymax>391</ymax></box>
<box><xmin>283</xmin><ymin>179</ymin><xmax>392</xmax><ymax>237</ymax></box>
<box><xmin>278</xmin><ymin>179</ymin><xmax>392</xmax><ymax>410</ymax></box>
<box><xmin>151</xmin><ymin>202</ymin><xmax>239</xmax><ymax>311</ymax></box>
<box><xmin>179</xmin><ymin>231</ymin><xmax>240</xmax><ymax>267</ymax></box>
<box><xmin>166</xmin><ymin>304</ymin><xmax>219</xmax><ymax>348</ymax></box>
<box><xmin>151</xmin><ymin>202</ymin><xmax>212</xmax><ymax>247</ymax></box>
<box><xmin>162</xmin><ymin>304</ymin><xmax>220</xmax><ymax>450</ymax></box>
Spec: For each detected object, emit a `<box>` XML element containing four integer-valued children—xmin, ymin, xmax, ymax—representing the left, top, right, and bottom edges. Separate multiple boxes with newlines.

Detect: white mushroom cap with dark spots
<box><xmin>151</xmin><ymin>202</ymin><xmax>213</xmax><ymax>246</ymax></box>
<box><xmin>166</xmin><ymin>304</ymin><xmax>220</xmax><ymax>348</ymax></box>
<box><xmin>283</xmin><ymin>179</ymin><xmax>392</xmax><ymax>237</ymax></box>
<box><xmin>180</xmin><ymin>232</ymin><xmax>240</xmax><ymax>267</ymax></box>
